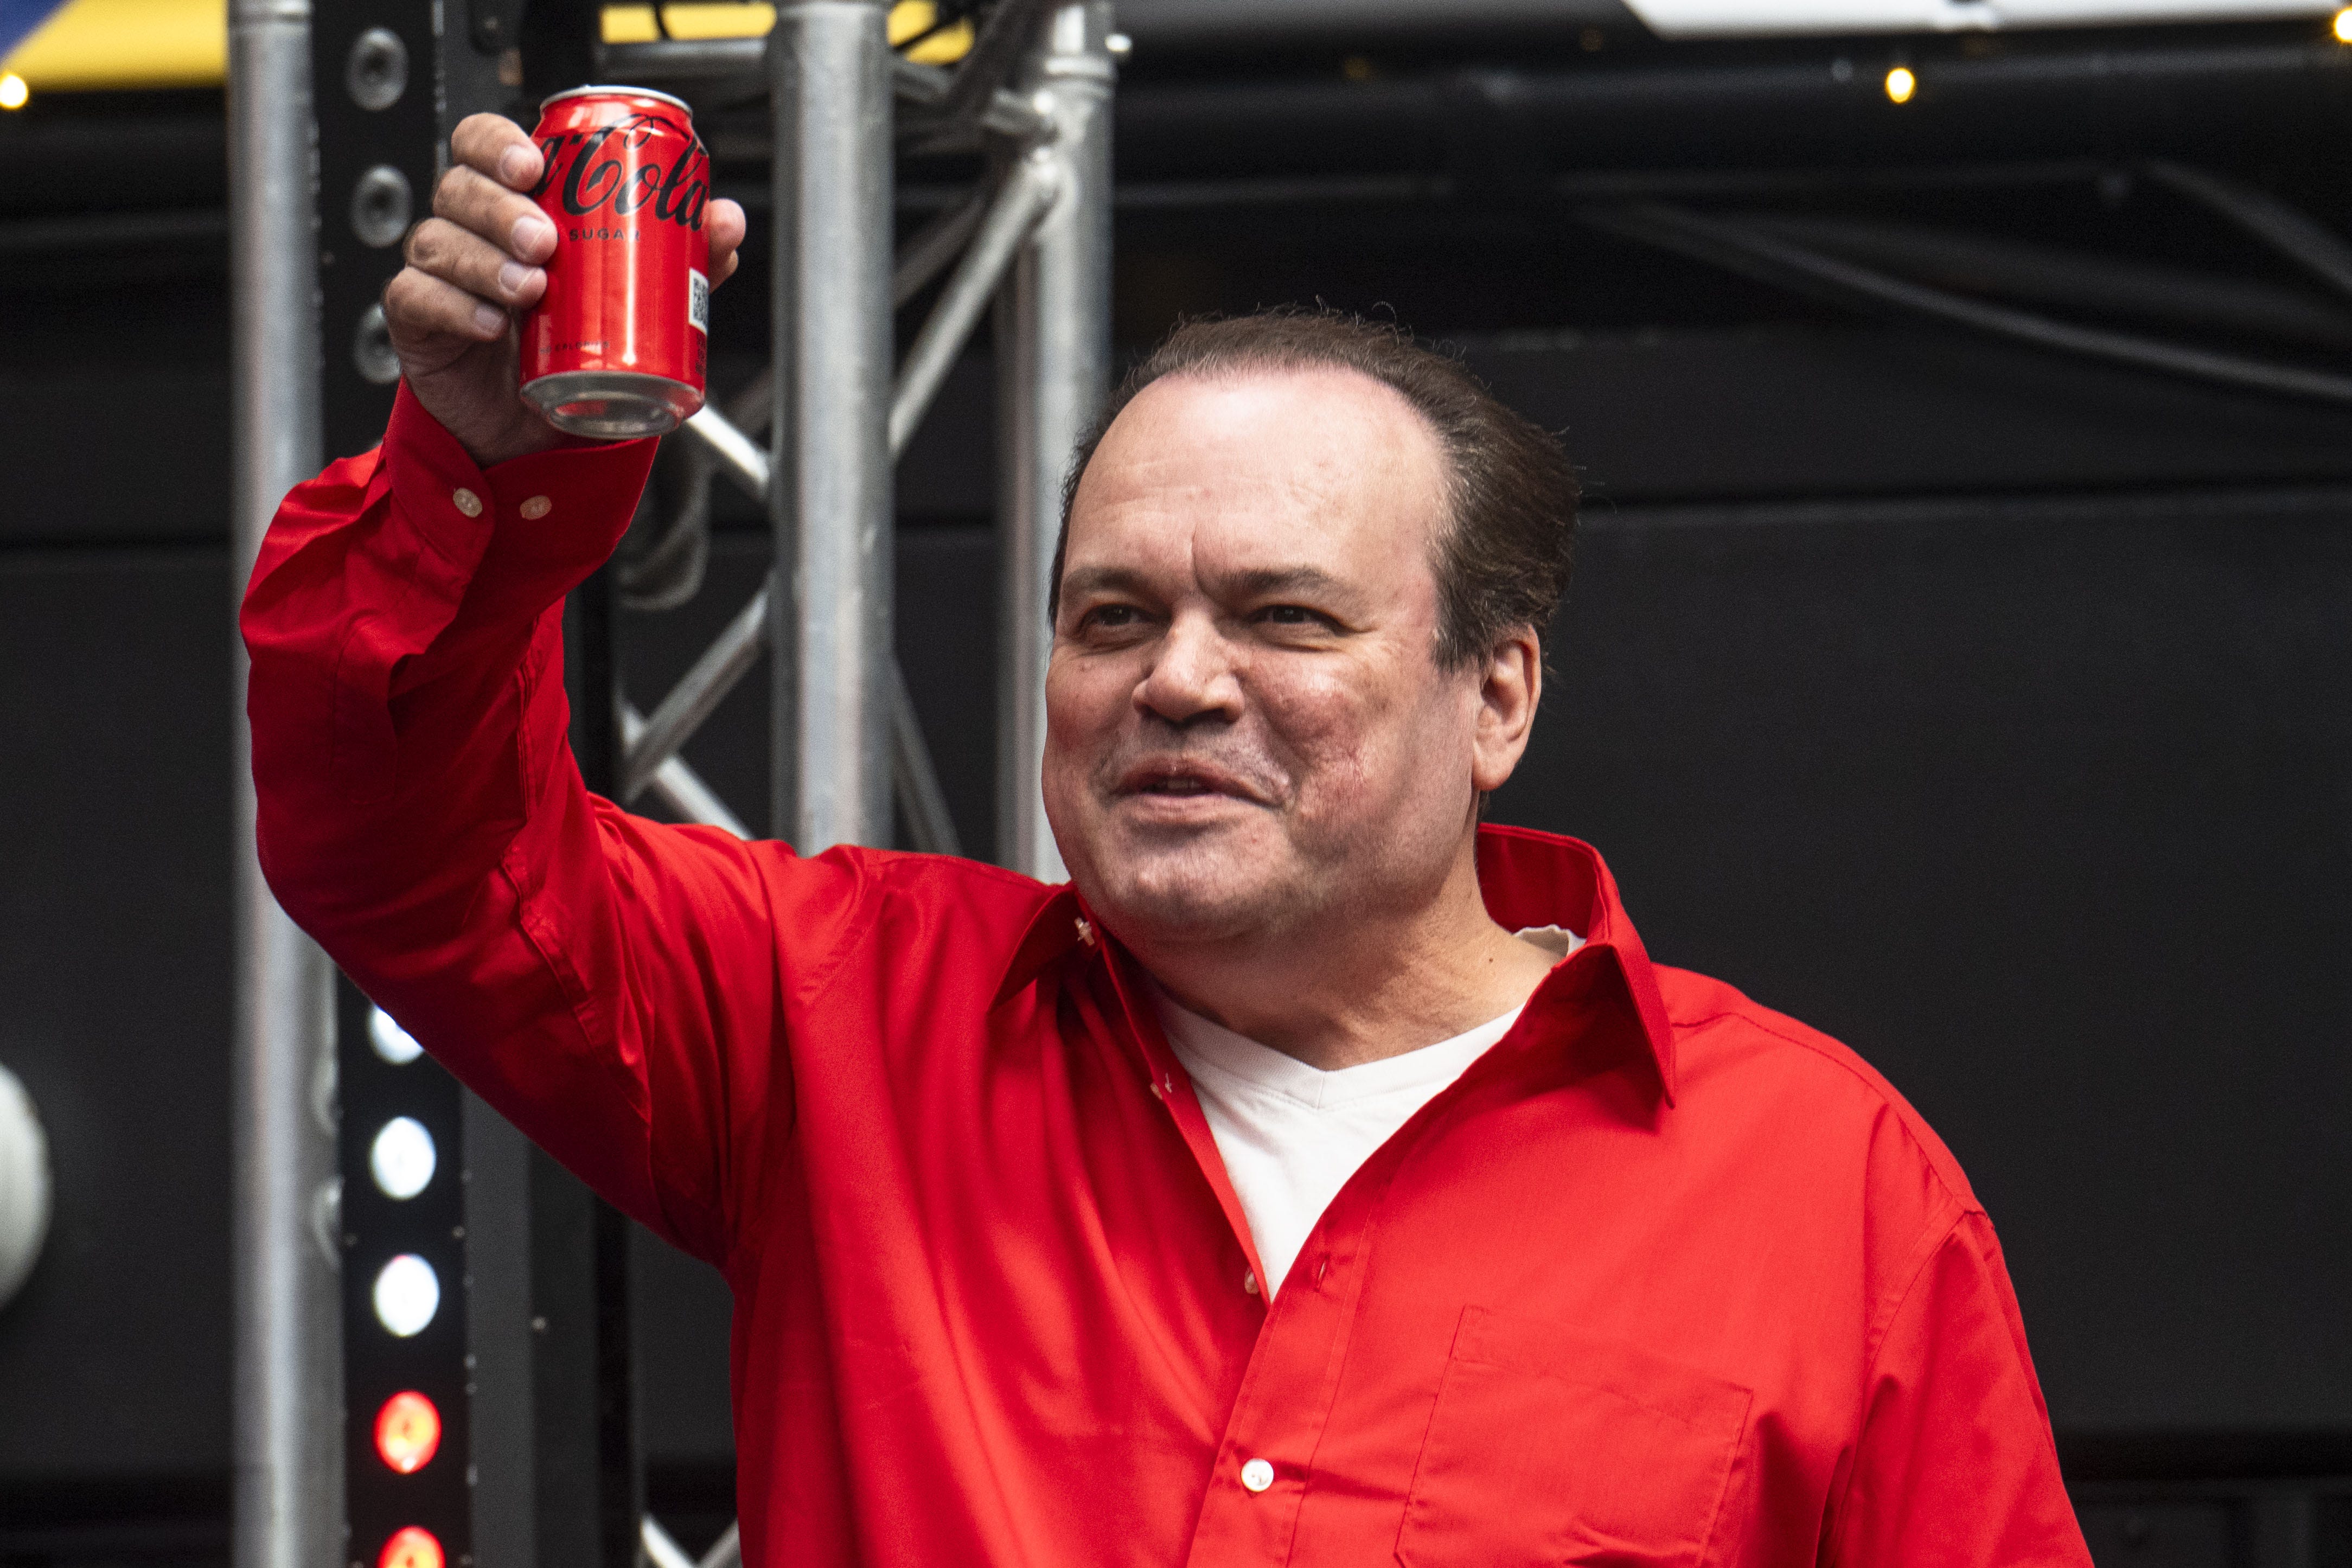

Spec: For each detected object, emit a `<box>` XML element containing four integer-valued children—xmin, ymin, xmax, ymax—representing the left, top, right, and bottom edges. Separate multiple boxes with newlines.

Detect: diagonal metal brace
<box><xmin>890</xmin><ymin>659</ymin><xmax>962</xmax><ymax>857</ymax></box>
<box><xmin>619</xmin><ymin>591</ymin><xmax>963</xmax><ymax>856</ymax></box>
<box><xmin>894</xmin><ymin>187</ymin><xmax>990</xmax><ymax>307</ymax></box>
<box><xmin>621</xmin><ymin>585</ymin><xmax>770</xmax><ymax>804</ymax></box>
<box><xmin>680</xmin><ymin>402</ymin><xmax>771</xmax><ymax>503</ymax></box>
<box><xmin>642</xmin><ymin>1516</ymin><xmax>743</xmax><ymax>1568</ymax></box>
<box><xmin>890</xmin><ymin>153</ymin><xmax>1060</xmax><ymax>458</ymax></box>
<box><xmin>618</xmin><ymin>700</ymin><xmax>751</xmax><ymax>839</ymax></box>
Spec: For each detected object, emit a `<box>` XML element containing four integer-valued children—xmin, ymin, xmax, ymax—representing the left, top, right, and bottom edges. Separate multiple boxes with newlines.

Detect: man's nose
<box><xmin>1134</xmin><ymin>610</ymin><xmax>1243</xmax><ymax>726</ymax></box>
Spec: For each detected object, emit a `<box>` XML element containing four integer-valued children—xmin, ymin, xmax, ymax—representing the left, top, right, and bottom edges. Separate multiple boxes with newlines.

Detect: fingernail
<box><xmin>498</xmin><ymin>260</ymin><xmax>531</xmax><ymax>297</ymax></box>
<box><xmin>498</xmin><ymin>144</ymin><xmax>535</xmax><ymax>185</ymax></box>
<box><xmin>474</xmin><ymin>302</ymin><xmax>507</xmax><ymax>335</ymax></box>
<box><xmin>513</xmin><ymin>213</ymin><xmax>555</xmax><ymax>255</ymax></box>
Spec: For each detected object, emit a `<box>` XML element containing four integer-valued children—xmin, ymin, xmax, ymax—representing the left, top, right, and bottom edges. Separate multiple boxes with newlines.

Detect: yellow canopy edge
<box><xmin>1</xmin><ymin>0</ymin><xmax>962</xmax><ymax>95</ymax></box>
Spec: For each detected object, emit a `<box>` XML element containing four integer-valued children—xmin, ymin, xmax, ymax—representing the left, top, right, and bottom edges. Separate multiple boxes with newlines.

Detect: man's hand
<box><xmin>384</xmin><ymin>112</ymin><xmax>748</xmax><ymax>470</ymax></box>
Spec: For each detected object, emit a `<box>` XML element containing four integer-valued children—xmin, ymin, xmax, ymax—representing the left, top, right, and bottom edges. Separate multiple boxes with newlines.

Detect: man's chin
<box><xmin>1084</xmin><ymin>843</ymin><xmax>1308</xmax><ymax>950</ymax></box>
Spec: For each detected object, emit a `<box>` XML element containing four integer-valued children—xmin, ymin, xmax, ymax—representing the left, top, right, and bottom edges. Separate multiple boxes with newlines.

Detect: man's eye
<box><xmin>1257</xmin><ymin>605</ymin><xmax>1331</xmax><ymax>629</ymax></box>
<box><xmin>1081</xmin><ymin>604</ymin><xmax>1142</xmax><ymax>631</ymax></box>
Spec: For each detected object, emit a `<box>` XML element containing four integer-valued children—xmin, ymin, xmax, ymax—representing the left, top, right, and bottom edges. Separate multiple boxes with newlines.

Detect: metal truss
<box><xmin>615</xmin><ymin>8</ymin><xmax>1117</xmax><ymax>1553</ymax></box>
<box><xmin>230</xmin><ymin>2</ymin><xmax>1114</xmax><ymax>1565</ymax></box>
<box><xmin>643</xmin><ymin>1515</ymin><xmax>743</xmax><ymax>1568</ymax></box>
<box><xmin>605</xmin><ymin>0</ymin><xmax>1114</xmax><ymax>875</ymax></box>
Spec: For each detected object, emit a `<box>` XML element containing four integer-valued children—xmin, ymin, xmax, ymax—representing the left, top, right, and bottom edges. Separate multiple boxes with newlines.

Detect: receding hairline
<box><xmin>1068</xmin><ymin>358</ymin><xmax>1459</xmax><ymax>532</ymax></box>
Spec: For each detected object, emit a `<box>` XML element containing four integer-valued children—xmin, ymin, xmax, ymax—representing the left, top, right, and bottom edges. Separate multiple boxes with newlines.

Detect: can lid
<box><xmin>539</xmin><ymin>84</ymin><xmax>694</xmax><ymax>116</ymax></box>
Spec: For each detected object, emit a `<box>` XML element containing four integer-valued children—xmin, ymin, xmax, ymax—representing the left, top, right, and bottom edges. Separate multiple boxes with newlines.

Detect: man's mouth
<box><xmin>1115</xmin><ymin>761</ymin><xmax>1257</xmax><ymax>802</ymax></box>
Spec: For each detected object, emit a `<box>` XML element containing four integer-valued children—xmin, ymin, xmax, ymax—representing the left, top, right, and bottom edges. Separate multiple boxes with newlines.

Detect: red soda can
<box><xmin>520</xmin><ymin>86</ymin><xmax>711</xmax><ymax>439</ymax></box>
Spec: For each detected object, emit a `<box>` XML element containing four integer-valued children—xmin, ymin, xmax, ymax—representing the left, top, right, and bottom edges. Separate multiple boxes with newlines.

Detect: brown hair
<box><xmin>1052</xmin><ymin>309</ymin><xmax>1579</xmax><ymax>668</ymax></box>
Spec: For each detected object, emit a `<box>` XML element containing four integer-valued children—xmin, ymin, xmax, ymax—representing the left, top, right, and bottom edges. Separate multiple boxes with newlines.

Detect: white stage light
<box><xmin>372</xmin><ymin>1253</ymin><xmax>440</xmax><ymax>1336</ymax></box>
<box><xmin>369</xmin><ymin>1006</ymin><xmax>424</xmax><ymax>1065</ymax></box>
<box><xmin>369</xmin><ymin>1116</ymin><xmax>437</xmax><ymax>1200</ymax></box>
<box><xmin>0</xmin><ymin>1065</ymin><xmax>51</xmax><ymax>1311</ymax></box>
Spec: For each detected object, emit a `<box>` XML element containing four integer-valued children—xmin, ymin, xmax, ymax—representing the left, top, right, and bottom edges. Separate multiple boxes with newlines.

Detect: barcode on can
<box><xmin>688</xmin><ymin>268</ymin><xmax>711</xmax><ymax>335</ymax></box>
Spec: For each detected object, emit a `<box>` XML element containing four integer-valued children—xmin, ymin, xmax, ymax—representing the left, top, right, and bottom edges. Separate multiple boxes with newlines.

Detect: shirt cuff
<box><xmin>376</xmin><ymin>380</ymin><xmax>659</xmax><ymax>589</ymax></box>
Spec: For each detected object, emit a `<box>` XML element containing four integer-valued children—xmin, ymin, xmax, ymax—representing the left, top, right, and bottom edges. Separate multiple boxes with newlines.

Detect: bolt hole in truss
<box><xmin>604</xmin><ymin>0</ymin><xmax>1111</xmax><ymax>872</ymax></box>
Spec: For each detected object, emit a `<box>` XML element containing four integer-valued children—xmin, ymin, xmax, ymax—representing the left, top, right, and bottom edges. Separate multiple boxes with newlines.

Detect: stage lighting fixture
<box><xmin>1883</xmin><ymin>65</ymin><xmax>1916</xmax><ymax>104</ymax></box>
<box><xmin>372</xmin><ymin>1253</ymin><xmax>440</xmax><ymax>1337</ymax></box>
<box><xmin>2336</xmin><ymin>7</ymin><xmax>2352</xmax><ymax>42</ymax></box>
<box><xmin>0</xmin><ymin>75</ymin><xmax>27</xmax><ymax>110</ymax></box>
<box><xmin>369</xmin><ymin>1006</ymin><xmax>425</xmax><ymax>1065</ymax></box>
<box><xmin>369</xmin><ymin>1116</ymin><xmax>437</xmax><ymax>1200</ymax></box>
<box><xmin>378</xmin><ymin>1526</ymin><xmax>445</xmax><ymax>1568</ymax></box>
<box><xmin>374</xmin><ymin>1390</ymin><xmax>442</xmax><ymax>1474</ymax></box>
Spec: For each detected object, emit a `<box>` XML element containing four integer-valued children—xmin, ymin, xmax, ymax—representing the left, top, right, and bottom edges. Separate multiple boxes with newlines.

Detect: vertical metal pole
<box><xmin>996</xmin><ymin>1</ymin><xmax>1114</xmax><ymax>881</ymax></box>
<box><xmin>228</xmin><ymin>1</ymin><xmax>343</xmax><ymax>1566</ymax></box>
<box><xmin>769</xmin><ymin>0</ymin><xmax>896</xmax><ymax>851</ymax></box>
<box><xmin>563</xmin><ymin>575</ymin><xmax>644</xmax><ymax>1568</ymax></box>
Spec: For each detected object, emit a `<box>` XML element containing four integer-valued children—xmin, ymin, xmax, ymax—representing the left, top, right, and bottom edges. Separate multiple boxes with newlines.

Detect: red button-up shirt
<box><xmin>245</xmin><ymin>386</ymin><xmax>2092</xmax><ymax>1567</ymax></box>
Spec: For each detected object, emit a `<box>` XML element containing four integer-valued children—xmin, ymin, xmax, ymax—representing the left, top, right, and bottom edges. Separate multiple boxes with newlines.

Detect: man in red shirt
<box><xmin>245</xmin><ymin>116</ymin><xmax>2094</xmax><ymax>1565</ymax></box>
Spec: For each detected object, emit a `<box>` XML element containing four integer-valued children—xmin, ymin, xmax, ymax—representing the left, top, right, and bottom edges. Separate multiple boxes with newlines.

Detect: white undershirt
<box><xmin>1150</xmin><ymin>925</ymin><xmax>1584</xmax><ymax>1297</ymax></box>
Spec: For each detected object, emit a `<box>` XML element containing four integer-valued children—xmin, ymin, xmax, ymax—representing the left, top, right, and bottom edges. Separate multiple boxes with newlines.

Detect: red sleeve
<box><xmin>241</xmin><ymin>383</ymin><xmax>815</xmax><ymax>1268</ymax></box>
<box><xmin>1824</xmin><ymin>1209</ymin><xmax>2092</xmax><ymax>1567</ymax></box>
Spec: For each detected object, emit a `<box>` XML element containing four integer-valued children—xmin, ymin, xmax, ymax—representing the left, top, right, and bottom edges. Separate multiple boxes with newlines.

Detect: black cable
<box><xmin>1580</xmin><ymin>201</ymin><xmax>2352</xmax><ymax>408</ymax></box>
<box><xmin>2144</xmin><ymin>161</ymin><xmax>2352</xmax><ymax>307</ymax></box>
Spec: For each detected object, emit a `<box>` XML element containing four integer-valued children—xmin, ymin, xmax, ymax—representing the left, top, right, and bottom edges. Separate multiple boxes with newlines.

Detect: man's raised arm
<box><xmin>239</xmin><ymin>117</ymin><xmax>792</xmax><ymax>1268</ymax></box>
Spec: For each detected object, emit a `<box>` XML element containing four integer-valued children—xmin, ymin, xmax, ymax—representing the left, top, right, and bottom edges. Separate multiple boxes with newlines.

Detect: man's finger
<box><xmin>384</xmin><ymin>267</ymin><xmax>510</xmax><ymax>348</ymax></box>
<box><xmin>432</xmin><ymin>164</ymin><xmax>558</xmax><ymax>266</ymax></box>
<box><xmin>706</xmin><ymin>197</ymin><xmax>747</xmax><ymax>288</ymax></box>
<box><xmin>401</xmin><ymin>217</ymin><xmax>547</xmax><ymax>312</ymax></box>
<box><xmin>450</xmin><ymin>112</ymin><xmax>542</xmax><ymax>190</ymax></box>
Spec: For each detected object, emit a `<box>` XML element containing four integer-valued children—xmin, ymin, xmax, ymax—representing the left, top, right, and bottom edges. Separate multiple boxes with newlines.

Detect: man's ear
<box><xmin>1470</xmin><ymin>627</ymin><xmax>1542</xmax><ymax>796</ymax></box>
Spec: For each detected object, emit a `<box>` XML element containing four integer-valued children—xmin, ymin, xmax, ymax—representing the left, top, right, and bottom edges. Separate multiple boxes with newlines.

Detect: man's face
<box><xmin>1042</xmin><ymin>366</ymin><xmax>1496</xmax><ymax>951</ymax></box>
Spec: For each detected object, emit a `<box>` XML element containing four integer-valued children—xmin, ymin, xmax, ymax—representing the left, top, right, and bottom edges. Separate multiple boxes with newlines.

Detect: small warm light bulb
<box><xmin>0</xmin><ymin>75</ymin><xmax>28</xmax><ymax>110</ymax></box>
<box><xmin>372</xmin><ymin>1253</ymin><xmax>440</xmax><ymax>1337</ymax></box>
<box><xmin>374</xmin><ymin>1390</ymin><xmax>442</xmax><ymax>1474</ymax></box>
<box><xmin>378</xmin><ymin>1526</ymin><xmax>444</xmax><ymax>1568</ymax></box>
<box><xmin>1884</xmin><ymin>65</ymin><xmax>1917</xmax><ymax>104</ymax></box>
<box><xmin>370</xmin><ymin>1116</ymin><xmax>437</xmax><ymax>1200</ymax></box>
<box><xmin>2334</xmin><ymin>7</ymin><xmax>2352</xmax><ymax>42</ymax></box>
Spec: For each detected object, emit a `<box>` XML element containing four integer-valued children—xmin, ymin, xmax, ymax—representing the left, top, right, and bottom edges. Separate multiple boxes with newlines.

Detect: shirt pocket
<box><xmin>1395</xmin><ymin>1305</ymin><xmax>1753</xmax><ymax>1568</ymax></box>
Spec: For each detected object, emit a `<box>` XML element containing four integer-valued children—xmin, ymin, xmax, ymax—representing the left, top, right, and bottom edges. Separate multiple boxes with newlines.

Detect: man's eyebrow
<box><xmin>1057</xmin><ymin>566</ymin><xmax>1158</xmax><ymax>603</ymax></box>
<box><xmin>1218</xmin><ymin>565</ymin><xmax>1350</xmax><ymax>600</ymax></box>
<box><xmin>1056</xmin><ymin>562</ymin><xmax>1358</xmax><ymax>604</ymax></box>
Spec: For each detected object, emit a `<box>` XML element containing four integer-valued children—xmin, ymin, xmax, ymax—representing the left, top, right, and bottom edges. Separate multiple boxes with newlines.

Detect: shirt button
<box><xmin>519</xmin><ymin>494</ymin><xmax>552</xmax><ymax>520</ymax></box>
<box><xmin>1242</xmin><ymin>1271</ymin><xmax>1259</xmax><ymax>1296</ymax></box>
<box><xmin>1240</xmin><ymin>1458</ymin><xmax>1274</xmax><ymax>1493</ymax></box>
<box><xmin>451</xmin><ymin>487</ymin><xmax>483</xmax><ymax>517</ymax></box>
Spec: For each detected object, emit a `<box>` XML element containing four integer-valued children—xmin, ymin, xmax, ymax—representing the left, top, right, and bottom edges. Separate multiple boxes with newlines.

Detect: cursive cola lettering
<box><xmin>532</xmin><ymin>114</ymin><xmax>708</xmax><ymax>233</ymax></box>
<box><xmin>651</xmin><ymin>144</ymin><xmax>708</xmax><ymax>228</ymax></box>
<box><xmin>562</xmin><ymin>126</ymin><xmax>627</xmax><ymax>215</ymax></box>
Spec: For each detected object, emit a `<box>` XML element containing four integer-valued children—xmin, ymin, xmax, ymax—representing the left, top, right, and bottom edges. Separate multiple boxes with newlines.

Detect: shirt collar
<box><xmin>994</xmin><ymin>884</ymin><xmax>1092</xmax><ymax>1006</ymax></box>
<box><xmin>993</xmin><ymin>825</ymin><xmax>1677</xmax><ymax>1105</ymax></box>
<box><xmin>1475</xmin><ymin>825</ymin><xmax>1678</xmax><ymax>1107</ymax></box>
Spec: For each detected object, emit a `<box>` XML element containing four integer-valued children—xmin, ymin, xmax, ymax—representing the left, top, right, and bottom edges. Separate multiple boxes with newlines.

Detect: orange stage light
<box><xmin>378</xmin><ymin>1526</ymin><xmax>444</xmax><ymax>1568</ymax></box>
<box><xmin>373</xmin><ymin>1391</ymin><xmax>442</xmax><ymax>1475</ymax></box>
